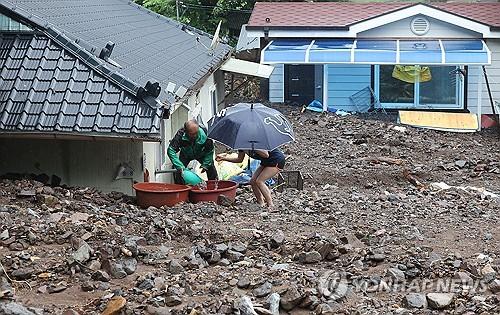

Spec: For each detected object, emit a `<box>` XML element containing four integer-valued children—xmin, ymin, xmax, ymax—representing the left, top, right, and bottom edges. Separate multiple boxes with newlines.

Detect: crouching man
<box><xmin>167</xmin><ymin>119</ymin><xmax>218</xmax><ymax>184</ymax></box>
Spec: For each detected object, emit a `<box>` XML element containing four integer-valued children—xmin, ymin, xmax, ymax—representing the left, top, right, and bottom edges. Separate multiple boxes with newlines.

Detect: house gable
<box><xmin>359</xmin><ymin>15</ymin><xmax>481</xmax><ymax>39</ymax></box>
<box><xmin>0</xmin><ymin>11</ymin><xmax>30</xmax><ymax>31</ymax></box>
<box><xmin>350</xmin><ymin>4</ymin><xmax>492</xmax><ymax>38</ymax></box>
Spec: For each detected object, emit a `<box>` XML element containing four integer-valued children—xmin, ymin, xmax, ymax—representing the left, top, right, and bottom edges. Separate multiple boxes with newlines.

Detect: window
<box><xmin>376</xmin><ymin>65</ymin><xmax>462</xmax><ymax>109</ymax></box>
<box><xmin>0</xmin><ymin>13</ymin><xmax>31</xmax><ymax>31</ymax></box>
<box><xmin>210</xmin><ymin>86</ymin><xmax>217</xmax><ymax>115</ymax></box>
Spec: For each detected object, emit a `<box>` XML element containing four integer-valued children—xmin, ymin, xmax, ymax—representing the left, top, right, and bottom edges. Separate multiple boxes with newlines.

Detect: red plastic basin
<box><xmin>189</xmin><ymin>180</ymin><xmax>238</xmax><ymax>204</ymax></box>
<box><xmin>133</xmin><ymin>182</ymin><xmax>192</xmax><ymax>208</ymax></box>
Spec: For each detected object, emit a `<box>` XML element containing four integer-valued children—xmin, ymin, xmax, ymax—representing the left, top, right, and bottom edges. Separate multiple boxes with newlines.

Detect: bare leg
<box><xmin>255</xmin><ymin>166</ymin><xmax>280</xmax><ymax>208</ymax></box>
<box><xmin>250</xmin><ymin>166</ymin><xmax>265</xmax><ymax>206</ymax></box>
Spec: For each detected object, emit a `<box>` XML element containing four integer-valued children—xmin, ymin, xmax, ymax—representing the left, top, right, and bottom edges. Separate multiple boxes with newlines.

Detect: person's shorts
<box><xmin>261</xmin><ymin>158</ymin><xmax>285</xmax><ymax>170</ymax></box>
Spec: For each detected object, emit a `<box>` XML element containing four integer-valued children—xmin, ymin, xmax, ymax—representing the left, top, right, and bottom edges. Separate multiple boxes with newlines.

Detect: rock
<box><xmin>253</xmin><ymin>281</ymin><xmax>272</xmax><ymax>298</ymax></box>
<box><xmin>145</xmin><ymin>306</ymin><xmax>172</xmax><ymax>315</ymax></box>
<box><xmin>481</xmin><ymin>264</ymin><xmax>497</xmax><ymax>283</ymax></box>
<box><xmin>11</xmin><ymin>268</ymin><xmax>33</xmax><ymax>280</ymax></box>
<box><xmin>267</xmin><ymin>293</ymin><xmax>280</xmax><ymax>315</ymax></box>
<box><xmin>270</xmin><ymin>230</ymin><xmax>285</xmax><ymax>248</ymax></box>
<box><xmin>299</xmin><ymin>251</ymin><xmax>322</xmax><ymax>264</ymax></box>
<box><xmin>214</xmin><ymin>243</ymin><xmax>228</xmax><ymax>253</ymax></box>
<box><xmin>102</xmin><ymin>260</ymin><xmax>127</xmax><ymax>279</ymax></box>
<box><xmin>121</xmin><ymin>257</ymin><xmax>137</xmax><ymax>275</ymax></box>
<box><xmin>165</xmin><ymin>295</ymin><xmax>182</xmax><ymax>306</ymax></box>
<box><xmin>404</xmin><ymin>293</ymin><xmax>427</xmax><ymax>309</ymax></box>
<box><xmin>280</xmin><ymin>285</ymin><xmax>303</xmax><ymax>311</ymax></box>
<box><xmin>9</xmin><ymin>243</ymin><xmax>24</xmax><ymax>251</ymax></box>
<box><xmin>71</xmin><ymin>242</ymin><xmax>92</xmax><ymax>264</ymax></box>
<box><xmin>68</xmin><ymin>212</ymin><xmax>90</xmax><ymax>223</ymax></box>
<box><xmin>115</xmin><ymin>216</ymin><xmax>128</xmax><ymax>226</ymax></box>
<box><xmin>219</xmin><ymin>258</ymin><xmax>231</xmax><ymax>266</ymax></box>
<box><xmin>226</xmin><ymin>250</ymin><xmax>245</xmax><ymax>262</ymax></box>
<box><xmin>387</xmin><ymin>267</ymin><xmax>405</xmax><ymax>282</ymax></box>
<box><xmin>0</xmin><ymin>301</ymin><xmax>36</xmax><ymax>315</ymax></box>
<box><xmin>136</xmin><ymin>278</ymin><xmax>153</xmax><ymax>291</ymax></box>
<box><xmin>489</xmin><ymin>279</ymin><xmax>500</xmax><ymax>293</ymax></box>
<box><xmin>88</xmin><ymin>260</ymin><xmax>101</xmax><ymax>271</ymax></box>
<box><xmin>300</xmin><ymin>295</ymin><xmax>320</xmax><ymax>309</ymax></box>
<box><xmin>81</xmin><ymin>281</ymin><xmax>95</xmax><ymax>292</ymax></box>
<box><xmin>237</xmin><ymin>277</ymin><xmax>250</xmax><ymax>289</ymax></box>
<box><xmin>92</xmin><ymin>270</ymin><xmax>110</xmax><ymax>282</ymax></box>
<box><xmin>229</xmin><ymin>241</ymin><xmax>247</xmax><ymax>253</ymax></box>
<box><xmin>217</xmin><ymin>195</ymin><xmax>234</xmax><ymax>207</ymax></box>
<box><xmin>0</xmin><ymin>229</ymin><xmax>9</xmax><ymax>240</ymax></box>
<box><xmin>47</xmin><ymin>284</ymin><xmax>68</xmax><ymax>294</ymax></box>
<box><xmin>270</xmin><ymin>263</ymin><xmax>289</xmax><ymax>271</ymax></box>
<box><xmin>61</xmin><ymin>310</ymin><xmax>80</xmax><ymax>315</ymax></box>
<box><xmin>101</xmin><ymin>296</ymin><xmax>126</xmax><ymax>315</ymax></box>
<box><xmin>426</xmin><ymin>293</ymin><xmax>454</xmax><ymax>309</ymax></box>
<box><xmin>369</xmin><ymin>253</ymin><xmax>386</xmax><ymax>262</ymax></box>
<box><xmin>314</xmin><ymin>303</ymin><xmax>334</xmax><ymax>314</ymax></box>
<box><xmin>455</xmin><ymin>271</ymin><xmax>473</xmax><ymax>285</ymax></box>
<box><xmin>455</xmin><ymin>160</ymin><xmax>467</xmax><ymax>168</ymax></box>
<box><xmin>42</xmin><ymin>194</ymin><xmax>59</xmax><ymax>207</ymax></box>
<box><xmin>169</xmin><ymin>259</ymin><xmax>185</xmax><ymax>274</ymax></box>
<box><xmin>0</xmin><ymin>276</ymin><xmax>14</xmax><ymax>299</ymax></box>
<box><xmin>235</xmin><ymin>296</ymin><xmax>258</xmax><ymax>315</ymax></box>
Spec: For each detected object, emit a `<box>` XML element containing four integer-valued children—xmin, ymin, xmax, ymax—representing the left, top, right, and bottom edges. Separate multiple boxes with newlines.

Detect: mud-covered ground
<box><xmin>1</xmin><ymin>106</ymin><xmax>499</xmax><ymax>315</ymax></box>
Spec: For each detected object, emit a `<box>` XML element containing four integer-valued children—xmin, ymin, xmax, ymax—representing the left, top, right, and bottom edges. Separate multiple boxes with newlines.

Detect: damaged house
<box><xmin>0</xmin><ymin>0</ymin><xmax>232</xmax><ymax>194</ymax></box>
<box><xmin>243</xmin><ymin>2</ymin><xmax>500</xmax><ymax>129</ymax></box>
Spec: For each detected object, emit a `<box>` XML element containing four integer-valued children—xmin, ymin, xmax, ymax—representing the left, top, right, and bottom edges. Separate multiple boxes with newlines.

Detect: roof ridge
<box><xmin>0</xmin><ymin>0</ymin><xmax>160</xmax><ymax>103</ymax></box>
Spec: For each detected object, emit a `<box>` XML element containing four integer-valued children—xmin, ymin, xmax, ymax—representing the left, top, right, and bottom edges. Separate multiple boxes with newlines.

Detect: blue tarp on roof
<box><xmin>261</xmin><ymin>39</ymin><xmax>491</xmax><ymax>65</ymax></box>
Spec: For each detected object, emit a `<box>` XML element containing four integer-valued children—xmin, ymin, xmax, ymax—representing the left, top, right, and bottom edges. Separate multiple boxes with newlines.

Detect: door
<box><xmin>284</xmin><ymin>64</ymin><xmax>315</xmax><ymax>105</ymax></box>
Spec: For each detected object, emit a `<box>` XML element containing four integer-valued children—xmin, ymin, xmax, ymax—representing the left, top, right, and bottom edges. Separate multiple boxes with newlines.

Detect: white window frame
<box><xmin>374</xmin><ymin>65</ymin><xmax>464</xmax><ymax>109</ymax></box>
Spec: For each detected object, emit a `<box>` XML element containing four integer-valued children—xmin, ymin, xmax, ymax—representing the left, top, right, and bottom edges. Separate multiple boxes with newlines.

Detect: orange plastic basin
<box><xmin>133</xmin><ymin>182</ymin><xmax>192</xmax><ymax>208</ymax></box>
<box><xmin>189</xmin><ymin>180</ymin><xmax>238</xmax><ymax>204</ymax></box>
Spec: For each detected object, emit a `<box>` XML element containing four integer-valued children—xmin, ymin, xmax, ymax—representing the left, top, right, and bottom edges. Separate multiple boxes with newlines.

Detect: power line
<box><xmin>179</xmin><ymin>2</ymin><xmax>252</xmax><ymax>13</ymax></box>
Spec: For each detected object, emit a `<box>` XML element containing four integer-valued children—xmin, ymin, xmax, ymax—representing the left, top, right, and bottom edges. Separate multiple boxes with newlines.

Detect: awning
<box><xmin>261</xmin><ymin>39</ymin><xmax>491</xmax><ymax>65</ymax></box>
<box><xmin>220</xmin><ymin>58</ymin><xmax>275</xmax><ymax>78</ymax></box>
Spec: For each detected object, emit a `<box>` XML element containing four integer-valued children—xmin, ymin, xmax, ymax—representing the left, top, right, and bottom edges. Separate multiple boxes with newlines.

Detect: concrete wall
<box><xmin>143</xmin><ymin>69</ymin><xmax>226</xmax><ymax>184</ymax></box>
<box><xmin>467</xmin><ymin>39</ymin><xmax>500</xmax><ymax>115</ymax></box>
<box><xmin>0</xmin><ymin>138</ymin><xmax>143</xmax><ymax>195</ymax></box>
<box><xmin>359</xmin><ymin>15</ymin><xmax>480</xmax><ymax>38</ymax></box>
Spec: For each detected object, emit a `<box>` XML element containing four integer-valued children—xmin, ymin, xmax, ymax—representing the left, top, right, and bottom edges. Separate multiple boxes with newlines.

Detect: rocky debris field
<box><xmin>1</xmin><ymin>106</ymin><xmax>500</xmax><ymax>315</ymax></box>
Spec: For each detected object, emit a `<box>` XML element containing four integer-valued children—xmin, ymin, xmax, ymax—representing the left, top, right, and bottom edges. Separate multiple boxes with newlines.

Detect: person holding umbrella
<box><xmin>216</xmin><ymin>148</ymin><xmax>285</xmax><ymax>208</ymax></box>
<box><xmin>208</xmin><ymin>103</ymin><xmax>294</xmax><ymax>209</ymax></box>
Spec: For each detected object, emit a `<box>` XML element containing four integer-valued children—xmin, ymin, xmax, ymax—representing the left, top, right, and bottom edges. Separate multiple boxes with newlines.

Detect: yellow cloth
<box><xmin>392</xmin><ymin>65</ymin><xmax>432</xmax><ymax>83</ymax></box>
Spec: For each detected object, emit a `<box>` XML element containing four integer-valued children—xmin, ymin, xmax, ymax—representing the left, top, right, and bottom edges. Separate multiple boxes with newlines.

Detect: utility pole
<box><xmin>176</xmin><ymin>0</ymin><xmax>180</xmax><ymax>20</ymax></box>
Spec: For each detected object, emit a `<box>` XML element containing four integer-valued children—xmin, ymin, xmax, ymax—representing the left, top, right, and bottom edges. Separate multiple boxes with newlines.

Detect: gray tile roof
<box><xmin>3</xmin><ymin>0</ymin><xmax>232</xmax><ymax>102</ymax></box>
<box><xmin>0</xmin><ymin>32</ymin><xmax>162</xmax><ymax>139</ymax></box>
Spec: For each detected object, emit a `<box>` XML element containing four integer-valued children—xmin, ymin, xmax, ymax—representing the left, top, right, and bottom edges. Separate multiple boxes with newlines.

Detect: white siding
<box><xmin>269</xmin><ymin>64</ymin><xmax>284</xmax><ymax>102</ymax></box>
<box><xmin>468</xmin><ymin>39</ymin><xmax>500</xmax><ymax>115</ymax></box>
<box><xmin>327</xmin><ymin>65</ymin><xmax>371</xmax><ymax>111</ymax></box>
<box><xmin>359</xmin><ymin>16</ymin><xmax>480</xmax><ymax>38</ymax></box>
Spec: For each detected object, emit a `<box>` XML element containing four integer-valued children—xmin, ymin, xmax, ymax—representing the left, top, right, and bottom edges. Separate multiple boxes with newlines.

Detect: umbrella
<box><xmin>207</xmin><ymin>103</ymin><xmax>295</xmax><ymax>150</ymax></box>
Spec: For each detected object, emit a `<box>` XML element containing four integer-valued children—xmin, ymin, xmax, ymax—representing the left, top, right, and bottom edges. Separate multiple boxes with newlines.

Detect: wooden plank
<box><xmin>399</xmin><ymin>111</ymin><xmax>478</xmax><ymax>132</ymax></box>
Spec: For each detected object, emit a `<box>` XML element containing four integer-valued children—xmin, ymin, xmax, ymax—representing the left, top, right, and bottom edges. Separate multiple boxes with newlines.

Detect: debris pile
<box><xmin>1</xmin><ymin>106</ymin><xmax>499</xmax><ymax>314</ymax></box>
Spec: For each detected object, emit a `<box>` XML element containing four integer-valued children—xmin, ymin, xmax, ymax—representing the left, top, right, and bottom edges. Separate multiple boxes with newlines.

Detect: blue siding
<box><xmin>327</xmin><ymin>65</ymin><xmax>371</xmax><ymax>111</ymax></box>
<box><xmin>269</xmin><ymin>64</ymin><xmax>284</xmax><ymax>103</ymax></box>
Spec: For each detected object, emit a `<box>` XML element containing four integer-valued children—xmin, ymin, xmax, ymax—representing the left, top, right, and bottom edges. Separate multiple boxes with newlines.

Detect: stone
<box><xmin>9</xmin><ymin>243</ymin><xmax>24</xmax><ymax>251</ymax></box>
<box><xmin>214</xmin><ymin>243</ymin><xmax>228</xmax><ymax>253</ymax></box>
<box><xmin>48</xmin><ymin>284</ymin><xmax>68</xmax><ymax>294</ymax></box>
<box><xmin>71</xmin><ymin>242</ymin><xmax>92</xmax><ymax>264</ymax></box>
<box><xmin>229</xmin><ymin>241</ymin><xmax>247</xmax><ymax>253</ymax></box>
<box><xmin>226</xmin><ymin>250</ymin><xmax>245</xmax><ymax>262</ymax></box>
<box><xmin>404</xmin><ymin>293</ymin><xmax>427</xmax><ymax>309</ymax></box>
<box><xmin>270</xmin><ymin>230</ymin><xmax>285</xmax><ymax>248</ymax></box>
<box><xmin>11</xmin><ymin>268</ymin><xmax>33</xmax><ymax>280</ymax></box>
<box><xmin>42</xmin><ymin>194</ymin><xmax>59</xmax><ymax>207</ymax></box>
<box><xmin>300</xmin><ymin>295</ymin><xmax>320</xmax><ymax>309</ymax></box>
<box><xmin>481</xmin><ymin>264</ymin><xmax>497</xmax><ymax>283</ymax></box>
<box><xmin>229</xmin><ymin>279</ymin><xmax>238</xmax><ymax>286</ymax></box>
<box><xmin>145</xmin><ymin>306</ymin><xmax>172</xmax><ymax>315</ymax></box>
<box><xmin>369</xmin><ymin>253</ymin><xmax>386</xmax><ymax>262</ymax></box>
<box><xmin>81</xmin><ymin>281</ymin><xmax>95</xmax><ymax>292</ymax></box>
<box><xmin>169</xmin><ymin>259</ymin><xmax>185</xmax><ymax>274</ymax></box>
<box><xmin>280</xmin><ymin>285</ymin><xmax>303</xmax><ymax>311</ymax></box>
<box><xmin>387</xmin><ymin>267</ymin><xmax>406</xmax><ymax>282</ymax></box>
<box><xmin>455</xmin><ymin>271</ymin><xmax>473</xmax><ymax>285</ymax></box>
<box><xmin>0</xmin><ymin>229</ymin><xmax>9</xmax><ymax>240</ymax></box>
<box><xmin>455</xmin><ymin>160</ymin><xmax>467</xmax><ymax>168</ymax></box>
<box><xmin>102</xmin><ymin>260</ymin><xmax>127</xmax><ymax>279</ymax></box>
<box><xmin>426</xmin><ymin>293</ymin><xmax>454</xmax><ymax>309</ymax></box>
<box><xmin>61</xmin><ymin>310</ymin><xmax>80</xmax><ymax>315</ymax></box>
<box><xmin>253</xmin><ymin>281</ymin><xmax>272</xmax><ymax>298</ymax></box>
<box><xmin>219</xmin><ymin>258</ymin><xmax>231</xmax><ymax>266</ymax></box>
<box><xmin>299</xmin><ymin>251</ymin><xmax>322</xmax><ymax>264</ymax></box>
<box><xmin>69</xmin><ymin>212</ymin><xmax>90</xmax><ymax>223</ymax></box>
<box><xmin>137</xmin><ymin>278</ymin><xmax>154</xmax><ymax>290</ymax></box>
<box><xmin>101</xmin><ymin>296</ymin><xmax>126</xmax><ymax>315</ymax></box>
<box><xmin>237</xmin><ymin>277</ymin><xmax>250</xmax><ymax>289</ymax></box>
<box><xmin>217</xmin><ymin>195</ymin><xmax>234</xmax><ymax>207</ymax></box>
<box><xmin>92</xmin><ymin>270</ymin><xmax>111</xmax><ymax>282</ymax></box>
<box><xmin>115</xmin><ymin>216</ymin><xmax>128</xmax><ymax>226</ymax></box>
<box><xmin>165</xmin><ymin>295</ymin><xmax>182</xmax><ymax>306</ymax></box>
<box><xmin>88</xmin><ymin>260</ymin><xmax>101</xmax><ymax>271</ymax></box>
<box><xmin>267</xmin><ymin>293</ymin><xmax>280</xmax><ymax>315</ymax></box>
<box><xmin>314</xmin><ymin>303</ymin><xmax>334</xmax><ymax>314</ymax></box>
<box><xmin>235</xmin><ymin>296</ymin><xmax>258</xmax><ymax>315</ymax></box>
<box><xmin>0</xmin><ymin>301</ymin><xmax>36</xmax><ymax>315</ymax></box>
<box><xmin>489</xmin><ymin>279</ymin><xmax>500</xmax><ymax>293</ymax></box>
<box><xmin>121</xmin><ymin>257</ymin><xmax>137</xmax><ymax>275</ymax></box>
